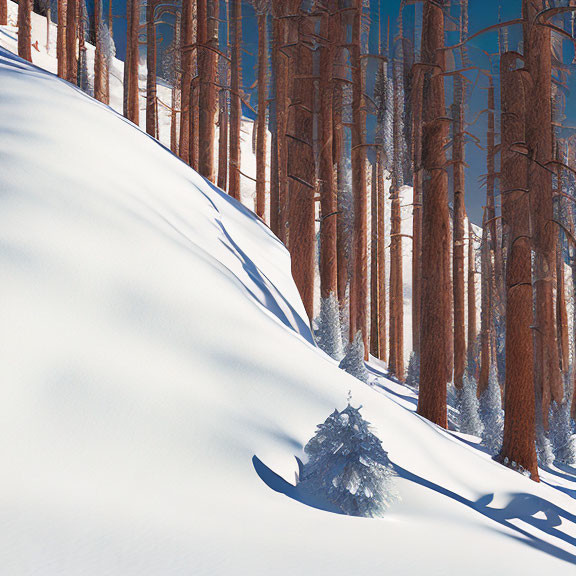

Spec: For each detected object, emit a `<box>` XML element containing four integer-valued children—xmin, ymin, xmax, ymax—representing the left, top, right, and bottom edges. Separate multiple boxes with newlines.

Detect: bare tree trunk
<box><xmin>467</xmin><ymin>221</ymin><xmax>477</xmax><ymax>363</ymax></box>
<box><xmin>217</xmin><ymin>91</ymin><xmax>229</xmax><ymax>189</ymax></box>
<box><xmin>229</xmin><ymin>0</ymin><xmax>242</xmax><ymax>200</ymax></box>
<box><xmin>45</xmin><ymin>0</ymin><xmax>51</xmax><ymax>53</ymax></box>
<box><xmin>254</xmin><ymin>10</ymin><xmax>268</xmax><ymax>219</ymax></box>
<box><xmin>190</xmin><ymin>2</ymin><xmax>199</xmax><ymax>170</ymax></box>
<box><xmin>524</xmin><ymin>0</ymin><xmax>563</xmax><ymax>428</ymax></box>
<box><xmin>217</xmin><ymin>85</ymin><xmax>229</xmax><ymax>190</ymax></box>
<box><xmin>78</xmin><ymin>0</ymin><xmax>87</xmax><ymax>89</ymax></box>
<box><xmin>269</xmin><ymin>3</ymin><xmax>281</xmax><ymax>236</ymax></box>
<box><xmin>478</xmin><ymin>78</ymin><xmax>497</xmax><ymax>396</ymax></box>
<box><xmin>189</xmin><ymin>80</ymin><xmax>200</xmax><ymax>170</ymax></box>
<box><xmin>179</xmin><ymin>0</ymin><xmax>193</xmax><ymax>163</ymax></box>
<box><xmin>319</xmin><ymin>1</ymin><xmax>338</xmax><ymax>306</ymax></box>
<box><xmin>146</xmin><ymin>0</ymin><xmax>158</xmax><ymax>137</ymax></box>
<box><xmin>412</xmin><ymin>66</ymin><xmax>423</xmax><ymax>359</ymax></box>
<box><xmin>334</xmin><ymin>10</ymin><xmax>348</xmax><ymax>310</ymax></box>
<box><xmin>171</xmin><ymin>85</ymin><xmax>180</xmax><ymax>155</ymax></box>
<box><xmin>0</xmin><ymin>0</ymin><xmax>7</xmax><ymax>26</ymax></box>
<box><xmin>499</xmin><ymin>50</ymin><xmax>539</xmax><ymax>481</ymax></box>
<box><xmin>198</xmin><ymin>0</ymin><xmax>218</xmax><ymax>182</ymax></box>
<box><xmin>124</xmin><ymin>0</ymin><xmax>140</xmax><ymax>124</ymax></box>
<box><xmin>452</xmin><ymin>69</ymin><xmax>466</xmax><ymax>389</ymax></box>
<box><xmin>389</xmin><ymin>182</ymin><xmax>404</xmax><ymax>378</ymax></box>
<box><xmin>287</xmin><ymin>1</ymin><xmax>315</xmax><ymax>321</ymax></box>
<box><xmin>170</xmin><ymin>10</ymin><xmax>182</xmax><ymax>156</ymax></box>
<box><xmin>377</xmin><ymin>147</ymin><xmax>387</xmax><ymax>362</ymax></box>
<box><xmin>478</xmin><ymin>211</ymin><xmax>493</xmax><ymax>396</ymax></box>
<box><xmin>93</xmin><ymin>0</ymin><xmax>106</xmax><ymax>102</ymax></box>
<box><xmin>416</xmin><ymin>0</ymin><xmax>450</xmax><ymax>428</ymax></box>
<box><xmin>66</xmin><ymin>0</ymin><xmax>78</xmax><ymax>83</ymax></box>
<box><xmin>57</xmin><ymin>0</ymin><xmax>67</xmax><ymax>78</ymax></box>
<box><xmin>217</xmin><ymin>0</ymin><xmax>229</xmax><ymax>190</ymax></box>
<box><xmin>349</xmin><ymin>0</ymin><xmax>368</xmax><ymax>352</ymax></box>
<box><xmin>370</xmin><ymin>159</ymin><xmax>379</xmax><ymax>358</ymax></box>
<box><xmin>104</xmin><ymin>2</ymin><xmax>111</xmax><ymax>103</ymax></box>
<box><xmin>389</xmin><ymin>48</ymin><xmax>404</xmax><ymax>379</ymax></box>
<box><xmin>18</xmin><ymin>0</ymin><xmax>32</xmax><ymax>62</ymax></box>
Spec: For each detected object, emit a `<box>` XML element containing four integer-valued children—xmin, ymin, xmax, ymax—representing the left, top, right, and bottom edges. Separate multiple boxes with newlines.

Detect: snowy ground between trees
<box><xmin>1</xmin><ymin>16</ymin><xmax>576</xmax><ymax>576</ymax></box>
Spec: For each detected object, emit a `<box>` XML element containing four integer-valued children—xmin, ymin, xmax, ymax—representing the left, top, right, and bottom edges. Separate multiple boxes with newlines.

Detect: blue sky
<box><xmin>94</xmin><ymin>0</ymin><xmax>576</xmax><ymax>224</ymax></box>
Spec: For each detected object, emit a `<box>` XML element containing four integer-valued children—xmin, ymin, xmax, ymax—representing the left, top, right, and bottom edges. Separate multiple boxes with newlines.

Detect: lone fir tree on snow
<box><xmin>299</xmin><ymin>400</ymin><xmax>397</xmax><ymax>518</ymax></box>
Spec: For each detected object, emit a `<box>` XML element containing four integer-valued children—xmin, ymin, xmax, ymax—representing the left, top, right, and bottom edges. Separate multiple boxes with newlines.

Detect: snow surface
<box><xmin>1</xmin><ymin>9</ymin><xmax>576</xmax><ymax>576</ymax></box>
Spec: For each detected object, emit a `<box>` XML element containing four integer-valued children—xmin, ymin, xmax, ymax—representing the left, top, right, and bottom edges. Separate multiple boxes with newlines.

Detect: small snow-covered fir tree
<box><xmin>549</xmin><ymin>372</ymin><xmax>576</xmax><ymax>465</ymax></box>
<box><xmin>405</xmin><ymin>351</ymin><xmax>420</xmax><ymax>390</ymax></box>
<box><xmin>299</xmin><ymin>403</ymin><xmax>398</xmax><ymax>517</ymax></box>
<box><xmin>479</xmin><ymin>366</ymin><xmax>504</xmax><ymax>454</ymax></box>
<box><xmin>315</xmin><ymin>293</ymin><xmax>344</xmax><ymax>360</ymax></box>
<box><xmin>457</xmin><ymin>371</ymin><xmax>484</xmax><ymax>437</ymax></box>
<box><xmin>536</xmin><ymin>424</ymin><xmax>555</xmax><ymax>468</ymax></box>
<box><xmin>339</xmin><ymin>332</ymin><xmax>371</xmax><ymax>383</ymax></box>
<box><xmin>101</xmin><ymin>22</ymin><xmax>116</xmax><ymax>68</ymax></box>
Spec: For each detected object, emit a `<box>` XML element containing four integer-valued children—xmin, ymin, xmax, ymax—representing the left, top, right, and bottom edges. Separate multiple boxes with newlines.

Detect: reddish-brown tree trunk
<box><xmin>197</xmin><ymin>0</ymin><xmax>218</xmax><ymax>182</ymax></box>
<box><xmin>179</xmin><ymin>0</ymin><xmax>194</xmax><ymax>163</ymax></box>
<box><xmin>499</xmin><ymin>50</ymin><xmax>539</xmax><ymax>481</ymax></box>
<box><xmin>190</xmin><ymin>81</ymin><xmax>200</xmax><ymax>170</ymax></box>
<box><xmin>478</xmin><ymin>78</ymin><xmax>497</xmax><ymax>396</ymax></box>
<box><xmin>66</xmin><ymin>0</ymin><xmax>78</xmax><ymax>83</ymax></box>
<box><xmin>334</xmin><ymin>11</ymin><xmax>348</xmax><ymax>309</ymax></box>
<box><xmin>18</xmin><ymin>0</ymin><xmax>32</xmax><ymax>62</ymax></box>
<box><xmin>170</xmin><ymin>11</ymin><xmax>182</xmax><ymax>156</ymax></box>
<box><xmin>467</xmin><ymin>221</ymin><xmax>477</xmax><ymax>361</ymax></box>
<box><xmin>229</xmin><ymin>0</ymin><xmax>242</xmax><ymax>200</ymax></box>
<box><xmin>171</xmin><ymin>85</ymin><xmax>180</xmax><ymax>155</ymax></box>
<box><xmin>412</xmin><ymin>66</ymin><xmax>423</xmax><ymax>359</ymax></box>
<box><xmin>93</xmin><ymin>0</ymin><xmax>106</xmax><ymax>102</ymax></box>
<box><xmin>217</xmin><ymin>0</ymin><xmax>229</xmax><ymax>190</ymax></box>
<box><xmin>349</xmin><ymin>0</ymin><xmax>368</xmax><ymax>351</ymax></box>
<box><xmin>269</xmin><ymin>5</ymin><xmax>280</xmax><ymax>236</ymax></box>
<box><xmin>124</xmin><ymin>0</ymin><xmax>140</xmax><ymax>124</ymax></box>
<box><xmin>478</xmin><ymin>211</ymin><xmax>493</xmax><ymax>396</ymax></box>
<box><xmin>377</xmin><ymin>148</ymin><xmax>387</xmax><ymax>362</ymax></box>
<box><xmin>416</xmin><ymin>0</ymin><xmax>450</xmax><ymax>428</ymax></box>
<box><xmin>319</xmin><ymin>2</ymin><xmax>338</xmax><ymax>305</ymax></box>
<box><xmin>389</xmin><ymin>52</ymin><xmax>404</xmax><ymax>380</ymax></box>
<box><xmin>524</xmin><ymin>0</ymin><xmax>563</xmax><ymax>427</ymax></box>
<box><xmin>146</xmin><ymin>0</ymin><xmax>158</xmax><ymax>137</ymax></box>
<box><xmin>217</xmin><ymin>86</ymin><xmax>229</xmax><ymax>190</ymax></box>
<box><xmin>287</xmin><ymin>2</ymin><xmax>315</xmax><ymax>320</ymax></box>
<box><xmin>370</xmin><ymin>158</ymin><xmax>379</xmax><ymax>358</ymax></box>
<box><xmin>0</xmin><ymin>0</ymin><xmax>7</xmax><ymax>26</ymax></box>
<box><xmin>389</xmin><ymin>184</ymin><xmax>404</xmax><ymax>379</ymax></box>
<box><xmin>255</xmin><ymin>11</ymin><xmax>268</xmax><ymax>219</ymax></box>
<box><xmin>57</xmin><ymin>0</ymin><xmax>67</xmax><ymax>78</ymax></box>
<box><xmin>190</xmin><ymin>3</ymin><xmax>200</xmax><ymax>170</ymax></box>
<box><xmin>453</xmin><ymin>71</ymin><xmax>466</xmax><ymax>389</ymax></box>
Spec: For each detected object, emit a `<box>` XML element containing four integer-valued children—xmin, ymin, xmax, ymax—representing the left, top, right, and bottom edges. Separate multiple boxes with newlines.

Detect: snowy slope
<box><xmin>2</xmin><ymin>40</ymin><xmax>576</xmax><ymax>576</ymax></box>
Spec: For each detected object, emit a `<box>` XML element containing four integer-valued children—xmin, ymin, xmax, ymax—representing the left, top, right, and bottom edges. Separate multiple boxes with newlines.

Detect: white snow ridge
<box><xmin>1</xmin><ymin>42</ymin><xmax>576</xmax><ymax>576</ymax></box>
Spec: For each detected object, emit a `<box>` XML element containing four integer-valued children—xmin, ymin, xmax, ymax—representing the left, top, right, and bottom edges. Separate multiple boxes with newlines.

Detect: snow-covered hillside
<box><xmin>1</xmin><ymin>33</ymin><xmax>576</xmax><ymax>576</ymax></box>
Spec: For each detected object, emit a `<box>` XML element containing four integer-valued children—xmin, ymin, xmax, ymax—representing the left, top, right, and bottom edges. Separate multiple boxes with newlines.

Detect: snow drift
<box><xmin>1</xmin><ymin>44</ymin><xmax>576</xmax><ymax>576</ymax></box>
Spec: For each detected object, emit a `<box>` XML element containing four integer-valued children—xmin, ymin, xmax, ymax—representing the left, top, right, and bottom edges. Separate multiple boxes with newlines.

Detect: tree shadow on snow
<box><xmin>395</xmin><ymin>464</ymin><xmax>576</xmax><ymax>565</ymax></box>
<box><xmin>252</xmin><ymin>455</ymin><xmax>344</xmax><ymax>516</ymax></box>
